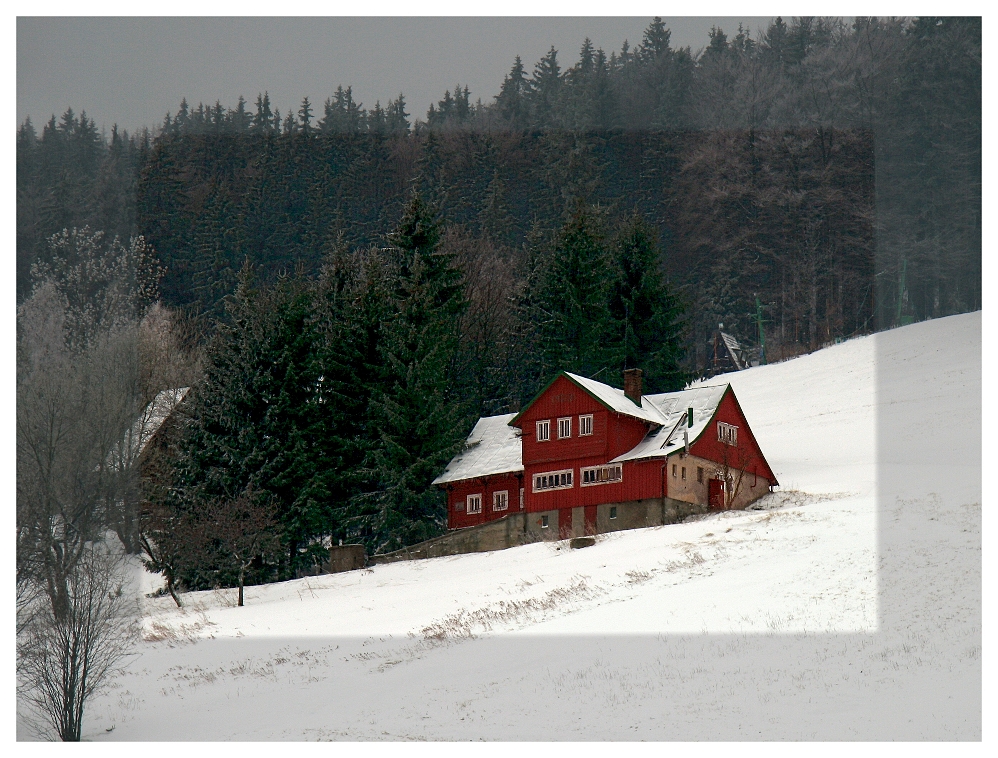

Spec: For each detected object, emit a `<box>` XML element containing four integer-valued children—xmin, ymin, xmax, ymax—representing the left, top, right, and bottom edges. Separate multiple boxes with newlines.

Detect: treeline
<box><xmin>17</xmin><ymin>16</ymin><xmax>980</xmax><ymax>362</ymax></box>
<box><xmin>135</xmin><ymin>126</ymin><xmax>874</xmax><ymax>370</ymax></box>
<box><xmin>16</xmin><ymin>111</ymin><xmax>151</xmax><ymax>299</ymax></box>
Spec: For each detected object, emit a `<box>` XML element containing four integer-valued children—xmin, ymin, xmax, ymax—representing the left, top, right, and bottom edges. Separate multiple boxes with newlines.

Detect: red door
<box><xmin>584</xmin><ymin>506</ymin><xmax>598</xmax><ymax>536</ymax></box>
<box><xmin>708</xmin><ymin>479</ymin><xmax>725</xmax><ymax>510</ymax></box>
<box><xmin>559</xmin><ymin>507</ymin><xmax>573</xmax><ymax>539</ymax></box>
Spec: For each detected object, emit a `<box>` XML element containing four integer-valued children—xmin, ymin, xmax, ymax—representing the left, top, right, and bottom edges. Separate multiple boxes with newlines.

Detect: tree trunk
<box><xmin>238</xmin><ymin>568</ymin><xmax>244</xmax><ymax>607</ymax></box>
<box><xmin>166</xmin><ymin>574</ymin><xmax>183</xmax><ymax>608</ymax></box>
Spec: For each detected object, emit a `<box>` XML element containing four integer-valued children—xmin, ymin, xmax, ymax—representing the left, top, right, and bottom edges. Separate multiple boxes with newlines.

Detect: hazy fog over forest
<box><xmin>17</xmin><ymin>16</ymin><xmax>773</xmax><ymax>134</ymax></box>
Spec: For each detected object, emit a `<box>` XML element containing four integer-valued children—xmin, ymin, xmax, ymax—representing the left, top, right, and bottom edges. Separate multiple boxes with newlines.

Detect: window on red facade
<box><xmin>536</xmin><ymin>420</ymin><xmax>550</xmax><ymax>442</ymax></box>
<box><xmin>493</xmin><ymin>491</ymin><xmax>508</xmax><ymax>511</ymax></box>
<box><xmin>467</xmin><ymin>494</ymin><xmax>482</xmax><ymax>514</ymax></box>
<box><xmin>581</xmin><ymin>464</ymin><xmax>622</xmax><ymax>485</ymax></box>
<box><xmin>717</xmin><ymin>421</ymin><xmax>738</xmax><ymax>446</ymax></box>
<box><xmin>579</xmin><ymin>414</ymin><xmax>593</xmax><ymax>436</ymax></box>
<box><xmin>557</xmin><ymin>417</ymin><xmax>571</xmax><ymax>439</ymax></box>
<box><xmin>533</xmin><ymin>469</ymin><xmax>573</xmax><ymax>492</ymax></box>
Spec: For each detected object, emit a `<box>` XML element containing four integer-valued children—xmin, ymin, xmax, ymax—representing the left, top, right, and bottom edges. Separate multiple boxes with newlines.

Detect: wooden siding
<box><xmin>514</xmin><ymin>375</ymin><xmax>661</xmax><ymax>513</ymax></box>
<box><xmin>445</xmin><ymin>472</ymin><xmax>524</xmax><ymax>530</ymax></box>
<box><xmin>439</xmin><ymin>377</ymin><xmax>777</xmax><ymax>533</ymax></box>
<box><xmin>689</xmin><ymin>388</ymin><xmax>777</xmax><ymax>484</ymax></box>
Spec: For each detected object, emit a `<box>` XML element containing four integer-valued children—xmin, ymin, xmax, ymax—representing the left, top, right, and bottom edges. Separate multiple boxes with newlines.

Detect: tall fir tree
<box><xmin>495</xmin><ymin>56</ymin><xmax>530</xmax><ymax>128</ymax></box>
<box><xmin>172</xmin><ymin>262</ymin><xmax>336</xmax><ymax>578</ymax></box>
<box><xmin>527</xmin><ymin>204</ymin><xmax>619</xmax><ymax>384</ymax></box>
<box><xmin>608</xmin><ymin>213</ymin><xmax>688</xmax><ymax>392</ymax></box>
<box><xmin>354</xmin><ymin>193</ymin><xmax>470</xmax><ymax>553</ymax></box>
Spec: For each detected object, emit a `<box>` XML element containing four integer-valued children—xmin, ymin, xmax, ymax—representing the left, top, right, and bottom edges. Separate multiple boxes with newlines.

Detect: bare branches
<box><xmin>18</xmin><ymin>541</ymin><xmax>138</xmax><ymax>742</ymax></box>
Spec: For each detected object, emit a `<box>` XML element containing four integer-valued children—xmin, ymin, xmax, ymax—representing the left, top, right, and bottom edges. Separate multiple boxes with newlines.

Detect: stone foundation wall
<box><xmin>369</xmin><ymin>494</ymin><xmax>733</xmax><ymax>566</ymax></box>
<box><xmin>323</xmin><ymin>544</ymin><xmax>367</xmax><ymax>573</ymax></box>
<box><xmin>370</xmin><ymin>513</ymin><xmax>539</xmax><ymax>564</ymax></box>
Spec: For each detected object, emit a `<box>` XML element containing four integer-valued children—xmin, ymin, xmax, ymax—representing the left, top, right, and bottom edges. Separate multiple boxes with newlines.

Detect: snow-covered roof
<box><xmin>432</xmin><ymin>413</ymin><xmax>522</xmax><ymax>485</ymax></box>
<box><xmin>110</xmin><ymin>387</ymin><xmax>190</xmax><ymax>469</ymax></box>
<box><xmin>435</xmin><ymin>380</ymin><xmax>732</xmax><ymax>485</ymax></box>
<box><xmin>720</xmin><ymin>332</ymin><xmax>745</xmax><ymax>370</ymax></box>
<box><xmin>611</xmin><ymin>384</ymin><xmax>729</xmax><ymax>463</ymax></box>
<box><xmin>563</xmin><ymin>372</ymin><xmax>668</xmax><ymax>425</ymax></box>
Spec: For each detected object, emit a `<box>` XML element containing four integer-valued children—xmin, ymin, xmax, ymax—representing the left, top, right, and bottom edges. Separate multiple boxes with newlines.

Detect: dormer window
<box><xmin>557</xmin><ymin>417</ymin><xmax>571</xmax><ymax>439</ymax></box>
<box><xmin>579</xmin><ymin>414</ymin><xmax>593</xmax><ymax>436</ymax></box>
<box><xmin>536</xmin><ymin>420</ymin><xmax>550</xmax><ymax>442</ymax></box>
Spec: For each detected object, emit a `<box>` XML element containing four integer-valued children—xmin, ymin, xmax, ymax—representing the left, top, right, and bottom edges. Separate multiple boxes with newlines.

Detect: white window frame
<box><xmin>580</xmin><ymin>464</ymin><xmax>623</xmax><ymax>486</ymax></box>
<box><xmin>532</xmin><ymin>468</ymin><xmax>574</xmax><ymax>492</ymax></box>
<box><xmin>718</xmin><ymin>422</ymin><xmax>738</xmax><ymax>446</ymax></box>
<box><xmin>493</xmin><ymin>490</ymin><xmax>509</xmax><ymax>512</ymax></box>
<box><xmin>557</xmin><ymin>417</ymin><xmax>572</xmax><ymax>439</ymax></box>
<box><xmin>519</xmin><ymin>487</ymin><xmax>525</xmax><ymax>509</ymax></box>
<box><xmin>579</xmin><ymin>414</ymin><xmax>593</xmax><ymax>436</ymax></box>
<box><xmin>536</xmin><ymin>419</ymin><xmax>551</xmax><ymax>442</ymax></box>
<box><xmin>467</xmin><ymin>494</ymin><xmax>482</xmax><ymax>514</ymax></box>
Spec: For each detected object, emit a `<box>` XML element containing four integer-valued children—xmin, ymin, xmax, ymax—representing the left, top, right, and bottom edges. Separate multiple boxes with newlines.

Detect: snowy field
<box><xmin>18</xmin><ymin>312</ymin><xmax>981</xmax><ymax>740</ymax></box>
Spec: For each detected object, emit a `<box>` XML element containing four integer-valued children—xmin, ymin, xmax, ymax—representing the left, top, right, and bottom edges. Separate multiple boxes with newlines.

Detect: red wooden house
<box><xmin>433</xmin><ymin>369</ymin><xmax>778</xmax><ymax>540</ymax></box>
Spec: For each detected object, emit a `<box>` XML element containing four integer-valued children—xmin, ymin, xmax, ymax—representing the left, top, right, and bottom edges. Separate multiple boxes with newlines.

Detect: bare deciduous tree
<box><xmin>200</xmin><ymin>489</ymin><xmax>282</xmax><ymax>607</ymax></box>
<box><xmin>18</xmin><ymin>542</ymin><xmax>138</xmax><ymax>742</ymax></box>
<box><xmin>17</xmin><ymin>227</ymin><xmax>165</xmax><ymax>740</ymax></box>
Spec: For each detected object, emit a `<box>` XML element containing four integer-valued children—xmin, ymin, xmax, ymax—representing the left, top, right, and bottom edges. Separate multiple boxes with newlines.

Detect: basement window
<box><xmin>581</xmin><ymin>464</ymin><xmax>622</xmax><ymax>486</ymax></box>
<box><xmin>493</xmin><ymin>490</ymin><xmax>509</xmax><ymax>512</ymax></box>
<box><xmin>467</xmin><ymin>494</ymin><xmax>482</xmax><ymax>514</ymax></box>
<box><xmin>541</xmin><ymin>515</ymin><xmax>549</xmax><ymax>528</ymax></box>
<box><xmin>717</xmin><ymin>422</ymin><xmax>738</xmax><ymax>446</ymax></box>
<box><xmin>536</xmin><ymin>419</ymin><xmax>551</xmax><ymax>442</ymax></box>
<box><xmin>697</xmin><ymin>467</ymin><xmax>704</xmax><ymax>484</ymax></box>
<box><xmin>579</xmin><ymin>414</ymin><xmax>593</xmax><ymax>436</ymax></box>
<box><xmin>672</xmin><ymin>464</ymin><xmax>677</xmax><ymax>478</ymax></box>
<box><xmin>609</xmin><ymin>506</ymin><xmax>617</xmax><ymax>520</ymax></box>
<box><xmin>682</xmin><ymin>467</ymin><xmax>686</xmax><ymax>481</ymax></box>
<box><xmin>558</xmin><ymin>417</ymin><xmax>572</xmax><ymax>439</ymax></box>
<box><xmin>533</xmin><ymin>469</ymin><xmax>574</xmax><ymax>492</ymax></box>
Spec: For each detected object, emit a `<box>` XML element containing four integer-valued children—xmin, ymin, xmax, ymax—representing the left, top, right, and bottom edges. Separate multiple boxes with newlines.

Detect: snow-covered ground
<box><xmin>19</xmin><ymin>313</ymin><xmax>981</xmax><ymax>740</ymax></box>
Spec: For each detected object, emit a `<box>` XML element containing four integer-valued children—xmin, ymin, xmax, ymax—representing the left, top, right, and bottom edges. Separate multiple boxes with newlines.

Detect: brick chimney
<box><xmin>623</xmin><ymin>368</ymin><xmax>643</xmax><ymax>405</ymax></box>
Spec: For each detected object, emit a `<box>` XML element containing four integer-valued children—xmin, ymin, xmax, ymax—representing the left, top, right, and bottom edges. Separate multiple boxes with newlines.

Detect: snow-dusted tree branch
<box><xmin>18</xmin><ymin>541</ymin><xmax>138</xmax><ymax>742</ymax></box>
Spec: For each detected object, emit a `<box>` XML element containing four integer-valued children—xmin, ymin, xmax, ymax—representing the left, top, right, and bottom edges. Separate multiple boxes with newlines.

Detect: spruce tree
<box><xmin>608</xmin><ymin>213</ymin><xmax>688</xmax><ymax>392</ymax></box>
<box><xmin>529</xmin><ymin>46</ymin><xmax>562</xmax><ymax>127</ymax></box>
<box><xmin>527</xmin><ymin>204</ymin><xmax>618</xmax><ymax>383</ymax></box>
<box><xmin>495</xmin><ymin>56</ymin><xmax>529</xmax><ymax>127</ymax></box>
<box><xmin>355</xmin><ymin>193</ymin><xmax>470</xmax><ymax>553</ymax></box>
<box><xmin>252</xmin><ymin>93</ymin><xmax>274</xmax><ymax>133</ymax></box>
<box><xmin>172</xmin><ymin>263</ymin><xmax>336</xmax><ymax>578</ymax></box>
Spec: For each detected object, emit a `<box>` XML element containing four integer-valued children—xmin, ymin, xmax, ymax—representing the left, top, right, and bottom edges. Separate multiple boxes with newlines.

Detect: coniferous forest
<box><xmin>17</xmin><ymin>17</ymin><xmax>981</xmax><ymax>582</ymax></box>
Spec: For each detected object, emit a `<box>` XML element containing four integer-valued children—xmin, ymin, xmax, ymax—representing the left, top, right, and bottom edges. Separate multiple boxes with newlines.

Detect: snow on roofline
<box><xmin>435</xmin><ymin>381</ymin><xmax>735</xmax><ymax>484</ymax></box>
<box><xmin>432</xmin><ymin>413</ymin><xmax>522</xmax><ymax>485</ymax></box>
<box><xmin>510</xmin><ymin>371</ymin><xmax>668</xmax><ymax>427</ymax></box>
<box><xmin>564</xmin><ymin>372</ymin><xmax>669</xmax><ymax>425</ymax></box>
<box><xmin>720</xmin><ymin>332</ymin><xmax>745</xmax><ymax>370</ymax></box>
<box><xmin>109</xmin><ymin>387</ymin><xmax>190</xmax><ymax>470</ymax></box>
<box><xmin>610</xmin><ymin>384</ymin><xmax>729</xmax><ymax>463</ymax></box>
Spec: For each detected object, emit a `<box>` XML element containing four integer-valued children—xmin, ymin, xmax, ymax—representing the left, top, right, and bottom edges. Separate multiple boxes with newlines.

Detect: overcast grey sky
<box><xmin>17</xmin><ymin>17</ymin><xmax>774</xmax><ymax>135</ymax></box>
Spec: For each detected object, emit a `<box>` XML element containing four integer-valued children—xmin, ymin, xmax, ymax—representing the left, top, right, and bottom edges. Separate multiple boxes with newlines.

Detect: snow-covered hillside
<box><xmin>21</xmin><ymin>313</ymin><xmax>981</xmax><ymax>740</ymax></box>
